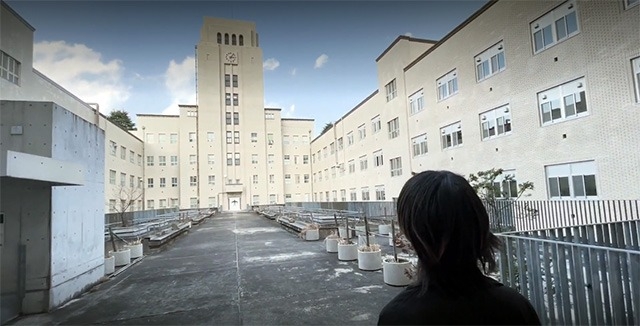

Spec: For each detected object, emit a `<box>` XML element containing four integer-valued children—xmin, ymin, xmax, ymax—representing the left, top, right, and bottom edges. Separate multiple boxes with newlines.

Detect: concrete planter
<box><xmin>358</xmin><ymin>249</ymin><xmax>382</xmax><ymax>271</ymax></box>
<box><xmin>383</xmin><ymin>258</ymin><xmax>412</xmax><ymax>286</ymax></box>
<box><xmin>337</xmin><ymin>242</ymin><xmax>358</xmax><ymax>261</ymax></box>
<box><xmin>338</xmin><ymin>226</ymin><xmax>353</xmax><ymax>238</ymax></box>
<box><xmin>112</xmin><ymin>248</ymin><xmax>131</xmax><ymax>267</ymax></box>
<box><xmin>125</xmin><ymin>243</ymin><xmax>143</xmax><ymax>259</ymax></box>
<box><xmin>378</xmin><ymin>224</ymin><xmax>391</xmax><ymax>235</ymax></box>
<box><xmin>104</xmin><ymin>256</ymin><xmax>115</xmax><ymax>275</ymax></box>
<box><xmin>303</xmin><ymin>229</ymin><xmax>319</xmax><ymax>241</ymax></box>
<box><xmin>325</xmin><ymin>237</ymin><xmax>339</xmax><ymax>253</ymax></box>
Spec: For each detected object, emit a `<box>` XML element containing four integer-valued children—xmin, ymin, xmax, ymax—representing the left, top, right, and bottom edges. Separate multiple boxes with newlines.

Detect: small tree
<box><xmin>468</xmin><ymin>168</ymin><xmax>534</xmax><ymax>233</ymax></box>
<box><xmin>320</xmin><ymin>122</ymin><xmax>333</xmax><ymax>135</ymax></box>
<box><xmin>111</xmin><ymin>185</ymin><xmax>143</xmax><ymax>227</ymax></box>
<box><xmin>107</xmin><ymin>110</ymin><xmax>135</xmax><ymax>130</ymax></box>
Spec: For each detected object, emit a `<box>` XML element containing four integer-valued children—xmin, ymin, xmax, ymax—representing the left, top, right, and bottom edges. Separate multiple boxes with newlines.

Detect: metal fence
<box><xmin>496</xmin><ymin>232</ymin><xmax>640</xmax><ymax>325</ymax></box>
<box><xmin>287</xmin><ymin>201</ymin><xmax>396</xmax><ymax>221</ymax></box>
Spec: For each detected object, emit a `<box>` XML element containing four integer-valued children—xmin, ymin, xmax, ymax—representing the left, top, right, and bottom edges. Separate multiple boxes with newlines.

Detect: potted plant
<box><xmin>325</xmin><ymin>231</ymin><xmax>340</xmax><ymax>253</ymax></box>
<box><xmin>357</xmin><ymin>213</ymin><xmax>382</xmax><ymax>271</ymax></box>
<box><xmin>104</xmin><ymin>254</ymin><xmax>115</xmax><ymax>275</ymax></box>
<box><xmin>300</xmin><ymin>223</ymin><xmax>320</xmax><ymax>241</ymax></box>
<box><xmin>125</xmin><ymin>237</ymin><xmax>143</xmax><ymax>259</ymax></box>
<box><xmin>109</xmin><ymin>227</ymin><xmax>131</xmax><ymax>267</ymax></box>
<box><xmin>337</xmin><ymin>215</ymin><xmax>353</xmax><ymax>238</ymax></box>
<box><xmin>382</xmin><ymin>221</ymin><xmax>413</xmax><ymax>286</ymax></box>
<box><xmin>337</xmin><ymin>216</ymin><xmax>357</xmax><ymax>261</ymax></box>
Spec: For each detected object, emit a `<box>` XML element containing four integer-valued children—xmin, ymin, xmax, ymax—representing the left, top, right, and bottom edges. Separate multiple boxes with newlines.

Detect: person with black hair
<box><xmin>378</xmin><ymin>170</ymin><xmax>540</xmax><ymax>325</ymax></box>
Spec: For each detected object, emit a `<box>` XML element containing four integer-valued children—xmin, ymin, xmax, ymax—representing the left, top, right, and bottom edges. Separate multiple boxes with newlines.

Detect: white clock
<box><xmin>225</xmin><ymin>52</ymin><xmax>237</xmax><ymax>63</ymax></box>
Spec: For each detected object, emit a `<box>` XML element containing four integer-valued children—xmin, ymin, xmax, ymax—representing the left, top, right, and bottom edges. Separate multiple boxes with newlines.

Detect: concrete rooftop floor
<box><xmin>11</xmin><ymin>211</ymin><xmax>404</xmax><ymax>325</ymax></box>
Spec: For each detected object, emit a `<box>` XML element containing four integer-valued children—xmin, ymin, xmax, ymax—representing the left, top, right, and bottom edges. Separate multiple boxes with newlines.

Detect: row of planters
<box><xmin>302</xmin><ymin>213</ymin><xmax>415</xmax><ymax>287</ymax></box>
<box><xmin>104</xmin><ymin>229</ymin><xmax>144</xmax><ymax>275</ymax></box>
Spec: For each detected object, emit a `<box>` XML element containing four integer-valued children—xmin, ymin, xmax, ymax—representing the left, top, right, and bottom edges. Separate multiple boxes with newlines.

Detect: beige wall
<box><xmin>103</xmin><ymin>122</ymin><xmax>144</xmax><ymax>213</ymax></box>
<box><xmin>281</xmin><ymin>118</ymin><xmax>314</xmax><ymax>203</ymax></box>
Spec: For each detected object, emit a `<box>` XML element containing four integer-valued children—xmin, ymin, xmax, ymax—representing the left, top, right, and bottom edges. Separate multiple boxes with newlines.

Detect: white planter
<box><xmin>383</xmin><ymin>258</ymin><xmax>412</xmax><ymax>286</ymax></box>
<box><xmin>104</xmin><ymin>256</ymin><xmax>115</xmax><ymax>275</ymax></box>
<box><xmin>125</xmin><ymin>243</ymin><xmax>143</xmax><ymax>259</ymax></box>
<box><xmin>378</xmin><ymin>224</ymin><xmax>391</xmax><ymax>235</ymax></box>
<box><xmin>355</xmin><ymin>225</ymin><xmax>366</xmax><ymax>236</ymax></box>
<box><xmin>304</xmin><ymin>229</ymin><xmax>319</xmax><ymax>241</ymax></box>
<box><xmin>337</xmin><ymin>243</ymin><xmax>358</xmax><ymax>261</ymax></box>
<box><xmin>325</xmin><ymin>237</ymin><xmax>339</xmax><ymax>253</ymax></box>
<box><xmin>112</xmin><ymin>249</ymin><xmax>131</xmax><ymax>267</ymax></box>
<box><xmin>358</xmin><ymin>234</ymin><xmax>376</xmax><ymax>246</ymax></box>
<box><xmin>358</xmin><ymin>249</ymin><xmax>382</xmax><ymax>271</ymax></box>
<box><xmin>338</xmin><ymin>226</ymin><xmax>353</xmax><ymax>238</ymax></box>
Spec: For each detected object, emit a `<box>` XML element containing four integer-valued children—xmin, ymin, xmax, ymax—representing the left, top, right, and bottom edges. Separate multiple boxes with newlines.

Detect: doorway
<box><xmin>228</xmin><ymin>197</ymin><xmax>241</xmax><ymax>211</ymax></box>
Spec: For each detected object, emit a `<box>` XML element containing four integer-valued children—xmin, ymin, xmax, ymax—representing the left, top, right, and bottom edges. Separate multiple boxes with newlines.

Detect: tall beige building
<box><xmin>136</xmin><ymin>18</ymin><xmax>313</xmax><ymax>211</ymax></box>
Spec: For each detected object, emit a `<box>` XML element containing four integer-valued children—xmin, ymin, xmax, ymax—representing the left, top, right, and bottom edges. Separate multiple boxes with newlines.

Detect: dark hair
<box><xmin>397</xmin><ymin>170</ymin><xmax>500</xmax><ymax>296</ymax></box>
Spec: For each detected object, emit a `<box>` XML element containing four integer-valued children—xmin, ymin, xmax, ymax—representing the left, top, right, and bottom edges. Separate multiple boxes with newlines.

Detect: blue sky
<box><xmin>7</xmin><ymin>0</ymin><xmax>488</xmax><ymax>136</ymax></box>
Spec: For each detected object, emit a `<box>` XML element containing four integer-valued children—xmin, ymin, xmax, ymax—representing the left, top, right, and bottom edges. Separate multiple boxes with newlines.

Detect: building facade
<box><xmin>311</xmin><ymin>0</ymin><xmax>640</xmax><ymax>202</ymax></box>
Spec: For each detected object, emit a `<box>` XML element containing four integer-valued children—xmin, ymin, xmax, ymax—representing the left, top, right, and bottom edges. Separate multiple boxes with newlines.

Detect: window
<box><xmin>251</xmin><ymin>132</ymin><xmax>258</xmax><ymax>143</ymax></box>
<box><xmin>373</xmin><ymin>150</ymin><xmax>384</xmax><ymax>167</ymax></box>
<box><xmin>225</xmin><ymin>74</ymin><xmax>231</xmax><ymax>87</ymax></box>
<box><xmin>208</xmin><ymin>175</ymin><xmax>215</xmax><ymax>185</ymax></box>
<box><xmin>159</xmin><ymin>177</ymin><xmax>166</xmax><ymax>188</ymax></box>
<box><xmin>491</xmin><ymin>170</ymin><xmax>519</xmax><ymax>199</ymax></box>
<box><xmin>437</xmin><ymin>69</ymin><xmax>458</xmax><ymax>101</ymax></box>
<box><xmin>190</xmin><ymin>197</ymin><xmax>198</xmax><ymax>209</ymax></box>
<box><xmin>303</xmin><ymin>155</ymin><xmax>309</xmax><ymax>164</ymax></box>
<box><xmin>234</xmin><ymin>131</ymin><xmax>240</xmax><ymax>144</ymax></box>
<box><xmin>170</xmin><ymin>133</ymin><xmax>178</xmax><ymax>144</ymax></box>
<box><xmin>331</xmin><ymin>190</ymin><xmax>337</xmax><ymax>201</ymax></box>
<box><xmin>233</xmin><ymin>75</ymin><xmax>238</xmax><ymax>87</ymax></box>
<box><xmin>146</xmin><ymin>156</ymin><xmax>154</xmax><ymax>166</ymax></box>
<box><xmin>233</xmin><ymin>112</ymin><xmax>239</xmax><ymax>125</ymax></box>
<box><xmin>330</xmin><ymin>142</ymin><xmax>335</xmax><ymax>154</ymax></box>
<box><xmin>208</xmin><ymin>154</ymin><xmax>215</xmax><ymax>165</ymax></box>
<box><xmin>632</xmin><ymin>57</ymin><xmax>640</xmax><ymax>103</ymax></box>
<box><xmin>440</xmin><ymin>122</ymin><xmax>463</xmax><ymax>149</ymax></box>
<box><xmin>538</xmin><ymin>77</ymin><xmax>587</xmax><ymax>125</ymax></box>
<box><xmin>361</xmin><ymin>187</ymin><xmax>370</xmax><ymax>201</ymax></box>
<box><xmin>409</xmin><ymin>134</ymin><xmax>428</xmax><ymax>158</ymax></box>
<box><xmin>129</xmin><ymin>150</ymin><xmax>135</xmax><ymax>163</ymax></box>
<box><xmin>189</xmin><ymin>132</ymin><xmax>196</xmax><ymax>143</ymax></box>
<box><xmin>475</xmin><ymin>42</ymin><xmax>506</xmax><ymax>82</ymax></box>
<box><xmin>347</xmin><ymin>132</ymin><xmax>354</xmax><ymax>146</ymax></box>
<box><xmin>253</xmin><ymin>175</ymin><xmax>259</xmax><ymax>184</ymax></box>
<box><xmin>226</xmin><ymin>112</ymin><xmax>232</xmax><ymax>125</ymax></box>
<box><xmin>546</xmin><ymin>160</ymin><xmax>597</xmax><ymax>199</ymax></box>
<box><xmin>265</xmin><ymin>112</ymin><xmax>275</xmax><ymax>120</ymax></box>
<box><xmin>267</xmin><ymin>133</ymin><xmax>274</xmax><ymax>145</ymax></box>
<box><xmin>323</xmin><ymin>147</ymin><xmax>328</xmax><ymax>158</ymax></box>
<box><xmin>480</xmin><ymin>105</ymin><xmax>513</xmax><ymax>140</ymax></box>
<box><xmin>147</xmin><ymin>200</ymin><xmax>154</xmax><ymax>209</ymax></box>
<box><xmin>331</xmin><ymin>167</ymin><xmax>336</xmax><ymax>179</ymax></box>
<box><xmin>358</xmin><ymin>124</ymin><xmax>366</xmax><ymax>140</ymax></box>
<box><xmin>233</xmin><ymin>93</ymin><xmax>239</xmax><ymax>106</ymax></box>
<box><xmin>359</xmin><ymin>155</ymin><xmax>368</xmax><ymax>171</ymax></box>
<box><xmin>338</xmin><ymin>163</ymin><xmax>345</xmax><ymax>176</ymax></box>
<box><xmin>371</xmin><ymin>115</ymin><xmax>381</xmax><ymax>133</ymax></box>
<box><xmin>340</xmin><ymin>189</ymin><xmax>346</xmax><ymax>202</ymax></box>
<box><xmin>283</xmin><ymin>135</ymin><xmax>290</xmax><ymax>145</ymax></box>
<box><xmin>337</xmin><ymin>137</ymin><xmax>343</xmax><ymax>151</ymax></box>
<box><xmin>626</xmin><ymin>0</ymin><xmax>639</xmax><ymax>9</ymax></box>
<box><xmin>207</xmin><ymin>132</ymin><xmax>214</xmax><ymax>142</ymax></box>
<box><xmin>293</xmin><ymin>135</ymin><xmax>299</xmax><ymax>144</ymax></box>
<box><xmin>170</xmin><ymin>156</ymin><xmax>178</xmax><ymax>166</ymax></box>
<box><xmin>109</xmin><ymin>141</ymin><xmax>117</xmax><ymax>155</ymax></box>
<box><xmin>318</xmin><ymin>171</ymin><xmax>322</xmax><ymax>181</ymax></box>
<box><xmin>252</xmin><ymin>154</ymin><xmax>258</xmax><ymax>164</ymax></box>
<box><xmin>531</xmin><ymin>0</ymin><xmax>579</xmax><ymax>54</ymax></box>
<box><xmin>1</xmin><ymin>51</ymin><xmax>21</xmax><ymax>84</ymax></box>
<box><xmin>385</xmin><ymin>79</ymin><xmax>397</xmax><ymax>102</ymax></box>
<box><xmin>303</xmin><ymin>174</ymin><xmax>310</xmax><ymax>183</ymax></box>
<box><xmin>390</xmin><ymin>157</ymin><xmax>403</xmax><ymax>177</ymax></box>
<box><xmin>171</xmin><ymin>177</ymin><xmax>178</xmax><ymax>187</ymax></box>
<box><xmin>388</xmin><ymin>117</ymin><xmax>400</xmax><ymax>139</ymax></box>
<box><xmin>302</xmin><ymin>135</ymin><xmax>309</xmax><ymax>144</ymax></box>
<box><xmin>171</xmin><ymin>198</ymin><xmax>179</xmax><ymax>208</ymax></box>
<box><xmin>325</xmin><ymin>191</ymin><xmax>330</xmax><ymax>202</ymax></box>
<box><xmin>375</xmin><ymin>185</ymin><xmax>386</xmax><ymax>200</ymax></box>
<box><xmin>158</xmin><ymin>133</ymin><xmax>167</xmax><ymax>143</ymax></box>
<box><xmin>119</xmin><ymin>146</ymin><xmax>126</xmax><ymax>159</ymax></box>
<box><xmin>190</xmin><ymin>154</ymin><xmax>196</xmax><ymax>165</ymax></box>
<box><xmin>350</xmin><ymin>188</ymin><xmax>357</xmax><ymax>201</ymax></box>
<box><xmin>227</xmin><ymin>153</ymin><xmax>233</xmax><ymax>166</ymax></box>
<box><xmin>190</xmin><ymin>176</ymin><xmax>198</xmax><ymax>187</ymax></box>
<box><xmin>234</xmin><ymin>153</ymin><xmax>240</xmax><ymax>165</ymax></box>
<box><xmin>129</xmin><ymin>175</ymin><xmax>135</xmax><ymax>188</ymax></box>
<box><xmin>146</xmin><ymin>133</ymin><xmax>155</xmax><ymax>143</ymax></box>
<box><xmin>137</xmin><ymin>154</ymin><xmax>142</xmax><ymax>166</ymax></box>
<box><xmin>159</xmin><ymin>156</ymin><xmax>166</xmax><ymax>166</ymax></box>
<box><xmin>225</xmin><ymin>93</ymin><xmax>231</xmax><ymax>106</ymax></box>
<box><xmin>268</xmin><ymin>154</ymin><xmax>274</xmax><ymax>164</ymax></box>
<box><xmin>119</xmin><ymin>173</ymin><xmax>126</xmax><ymax>186</ymax></box>
<box><xmin>252</xmin><ymin>195</ymin><xmax>260</xmax><ymax>205</ymax></box>
<box><xmin>108</xmin><ymin>200</ymin><xmax>116</xmax><ymax>213</ymax></box>
<box><xmin>409</xmin><ymin>89</ymin><xmax>424</xmax><ymax>115</ymax></box>
<box><xmin>269</xmin><ymin>175</ymin><xmax>275</xmax><ymax>184</ymax></box>
<box><xmin>269</xmin><ymin>194</ymin><xmax>277</xmax><ymax>204</ymax></box>
<box><xmin>348</xmin><ymin>160</ymin><xmax>356</xmax><ymax>174</ymax></box>
<box><xmin>284</xmin><ymin>155</ymin><xmax>290</xmax><ymax>165</ymax></box>
<box><xmin>109</xmin><ymin>170</ymin><xmax>116</xmax><ymax>184</ymax></box>
<box><xmin>324</xmin><ymin>168</ymin><xmax>329</xmax><ymax>180</ymax></box>
<box><xmin>285</xmin><ymin>174</ymin><xmax>292</xmax><ymax>184</ymax></box>
<box><xmin>147</xmin><ymin>178</ymin><xmax>154</xmax><ymax>188</ymax></box>
<box><xmin>226</xmin><ymin>131</ymin><xmax>232</xmax><ymax>144</ymax></box>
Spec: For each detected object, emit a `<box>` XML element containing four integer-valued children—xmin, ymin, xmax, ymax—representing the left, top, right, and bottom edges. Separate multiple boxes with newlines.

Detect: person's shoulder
<box><xmin>378</xmin><ymin>286</ymin><xmax>424</xmax><ymax>325</ymax></box>
<box><xmin>483</xmin><ymin>279</ymin><xmax>541</xmax><ymax>325</ymax></box>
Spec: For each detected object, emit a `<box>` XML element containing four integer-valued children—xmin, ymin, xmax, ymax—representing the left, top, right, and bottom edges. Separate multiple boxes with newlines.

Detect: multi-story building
<box><xmin>311</xmin><ymin>0</ymin><xmax>640</xmax><ymax>201</ymax></box>
<box><xmin>136</xmin><ymin>18</ymin><xmax>314</xmax><ymax>211</ymax></box>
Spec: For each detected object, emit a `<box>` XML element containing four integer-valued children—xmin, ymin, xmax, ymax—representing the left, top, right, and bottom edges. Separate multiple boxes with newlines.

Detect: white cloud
<box><xmin>290</xmin><ymin>68</ymin><xmax>297</xmax><ymax>76</ymax></box>
<box><xmin>162</xmin><ymin>56</ymin><xmax>196</xmax><ymax>114</ymax></box>
<box><xmin>33</xmin><ymin>40</ymin><xmax>130</xmax><ymax>114</ymax></box>
<box><xmin>404</xmin><ymin>32</ymin><xmax>413</xmax><ymax>37</ymax></box>
<box><xmin>263</xmin><ymin>58</ymin><xmax>280</xmax><ymax>71</ymax></box>
<box><xmin>314</xmin><ymin>54</ymin><xmax>329</xmax><ymax>69</ymax></box>
<box><xmin>283</xmin><ymin>104</ymin><xmax>295</xmax><ymax>117</ymax></box>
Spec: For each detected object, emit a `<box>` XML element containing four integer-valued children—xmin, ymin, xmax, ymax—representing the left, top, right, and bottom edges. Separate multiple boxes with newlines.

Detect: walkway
<box><xmin>12</xmin><ymin>212</ymin><xmax>403</xmax><ymax>325</ymax></box>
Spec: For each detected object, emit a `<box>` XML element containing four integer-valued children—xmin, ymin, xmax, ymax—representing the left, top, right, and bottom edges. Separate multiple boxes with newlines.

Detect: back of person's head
<box><xmin>396</xmin><ymin>170</ymin><xmax>500</xmax><ymax>295</ymax></box>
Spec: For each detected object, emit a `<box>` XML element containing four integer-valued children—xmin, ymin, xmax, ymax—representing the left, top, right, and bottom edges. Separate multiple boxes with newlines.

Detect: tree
<box><xmin>468</xmin><ymin>168</ymin><xmax>535</xmax><ymax>233</ymax></box>
<box><xmin>107</xmin><ymin>110</ymin><xmax>135</xmax><ymax>130</ymax></box>
<box><xmin>320</xmin><ymin>122</ymin><xmax>333</xmax><ymax>135</ymax></box>
<box><xmin>111</xmin><ymin>185</ymin><xmax>143</xmax><ymax>227</ymax></box>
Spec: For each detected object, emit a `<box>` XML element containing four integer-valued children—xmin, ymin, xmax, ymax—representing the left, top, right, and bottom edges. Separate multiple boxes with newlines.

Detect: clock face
<box><xmin>225</xmin><ymin>52</ymin><xmax>237</xmax><ymax>63</ymax></box>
